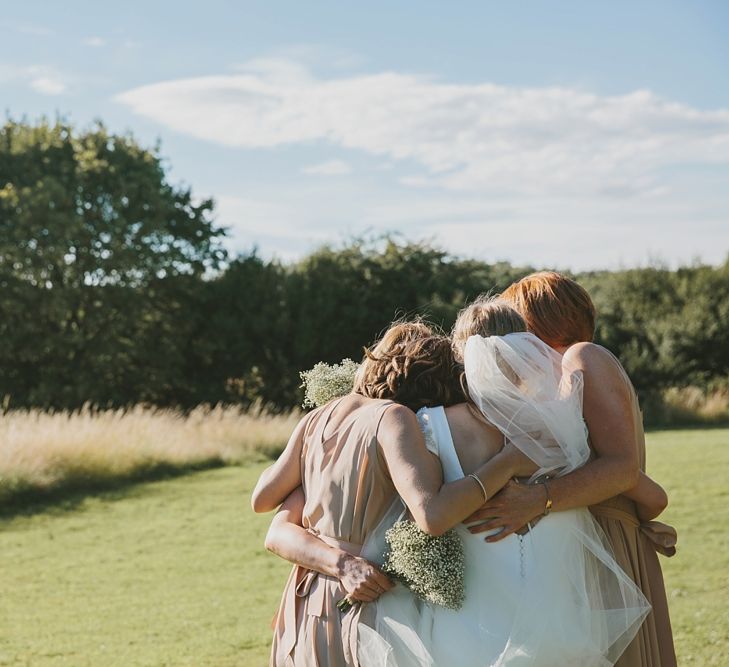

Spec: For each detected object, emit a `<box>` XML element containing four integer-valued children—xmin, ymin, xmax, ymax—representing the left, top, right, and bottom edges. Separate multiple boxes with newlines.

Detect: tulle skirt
<box><xmin>358</xmin><ymin>509</ymin><xmax>651</xmax><ymax>667</ymax></box>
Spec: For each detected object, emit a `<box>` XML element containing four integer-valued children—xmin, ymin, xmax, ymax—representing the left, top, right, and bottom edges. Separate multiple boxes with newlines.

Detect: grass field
<box><xmin>1</xmin><ymin>429</ymin><xmax>727</xmax><ymax>666</ymax></box>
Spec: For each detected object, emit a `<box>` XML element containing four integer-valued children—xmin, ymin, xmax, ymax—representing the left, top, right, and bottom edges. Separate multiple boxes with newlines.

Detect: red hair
<box><xmin>501</xmin><ymin>272</ymin><xmax>596</xmax><ymax>348</ymax></box>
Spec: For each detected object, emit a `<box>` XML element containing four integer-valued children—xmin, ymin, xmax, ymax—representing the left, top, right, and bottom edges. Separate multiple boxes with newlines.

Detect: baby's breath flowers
<box><xmin>382</xmin><ymin>520</ymin><xmax>465</xmax><ymax>610</ymax></box>
<box><xmin>300</xmin><ymin>359</ymin><xmax>360</xmax><ymax>408</ymax></box>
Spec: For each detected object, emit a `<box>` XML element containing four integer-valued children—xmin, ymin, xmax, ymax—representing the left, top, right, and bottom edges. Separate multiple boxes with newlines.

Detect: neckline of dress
<box><xmin>319</xmin><ymin>396</ymin><xmax>393</xmax><ymax>444</ymax></box>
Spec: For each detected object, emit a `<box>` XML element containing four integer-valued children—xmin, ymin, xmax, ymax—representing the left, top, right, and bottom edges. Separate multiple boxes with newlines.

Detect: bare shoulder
<box><xmin>444</xmin><ymin>402</ymin><xmax>469</xmax><ymax>417</ymax></box>
<box><xmin>564</xmin><ymin>343</ymin><xmax>632</xmax><ymax>405</ymax></box>
<box><xmin>563</xmin><ymin>342</ymin><xmax>621</xmax><ymax>375</ymax></box>
<box><xmin>377</xmin><ymin>403</ymin><xmax>426</xmax><ymax>460</ymax></box>
<box><xmin>379</xmin><ymin>402</ymin><xmax>419</xmax><ymax>431</ymax></box>
<box><xmin>444</xmin><ymin>402</ymin><xmax>478</xmax><ymax>430</ymax></box>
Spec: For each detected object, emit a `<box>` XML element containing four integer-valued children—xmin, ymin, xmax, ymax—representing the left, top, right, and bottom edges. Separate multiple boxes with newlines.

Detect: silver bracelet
<box><xmin>468</xmin><ymin>473</ymin><xmax>488</xmax><ymax>501</ymax></box>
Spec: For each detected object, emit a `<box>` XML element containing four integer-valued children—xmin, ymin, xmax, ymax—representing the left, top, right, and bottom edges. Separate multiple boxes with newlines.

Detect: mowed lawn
<box><xmin>1</xmin><ymin>430</ymin><xmax>727</xmax><ymax>667</ymax></box>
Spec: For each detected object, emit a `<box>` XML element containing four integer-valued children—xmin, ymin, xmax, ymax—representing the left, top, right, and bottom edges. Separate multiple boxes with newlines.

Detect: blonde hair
<box><xmin>501</xmin><ymin>271</ymin><xmax>596</xmax><ymax>348</ymax></box>
<box><xmin>452</xmin><ymin>296</ymin><xmax>527</xmax><ymax>361</ymax></box>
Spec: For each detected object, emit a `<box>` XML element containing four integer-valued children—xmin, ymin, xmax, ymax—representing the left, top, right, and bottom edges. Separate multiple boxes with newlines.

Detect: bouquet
<box><xmin>300</xmin><ymin>359</ymin><xmax>359</xmax><ymax>408</ymax></box>
<box><xmin>382</xmin><ymin>520</ymin><xmax>465</xmax><ymax>610</ymax></box>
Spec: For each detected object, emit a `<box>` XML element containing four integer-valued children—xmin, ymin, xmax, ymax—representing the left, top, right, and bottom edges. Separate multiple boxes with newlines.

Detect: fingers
<box><xmin>464</xmin><ymin>508</ymin><xmax>497</xmax><ymax>523</ymax></box>
<box><xmin>349</xmin><ymin>582</ymin><xmax>381</xmax><ymax>602</ymax></box>
<box><xmin>485</xmin><ymin>525</ymin><xmax>518</xmax><ymax>543</ymax></box>
<box><xmin>467</xmin><ymin>519</ymin><xmax>503</xmax><ymax>534</ymax></box>
<box><xmin>463</xmin><ymin>511</ymin><xmax>480</xmax><ymax>523</ymax></box>
<box><xmin>370</xmin><ymin>569</ymin><xmax>395</xmax><ymax>591</ymax></box>
<box><xmin>346</xmin><ymin>567</ymin><xmax>393</xmax><ymax>603</ymax></box>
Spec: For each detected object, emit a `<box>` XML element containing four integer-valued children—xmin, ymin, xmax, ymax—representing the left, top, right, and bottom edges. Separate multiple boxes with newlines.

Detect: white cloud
<box><xmin>117</xmin><ymin>59</ymin><xmax>729</xmax><ymax>269</ymax></box>
<box><xmin>302</xmin><ymin>159</ymin><xmax>352</xmax><ymax>176</ymax></box>
<box><xmin>29</xmin><ymin>76</ymin><xmax>66</xmax><ymax>95</ymax></box>
<box><xmin>83</xmin><ymin>36</ymin><xmax>106</xmax><ymax>48</ymax></box>
<box><xmin>27</xmin><ymin>65</ymin><xmax>67</xmax><ymax>95</ymax></box>
<box><xmin>215</xmin><ymin>194</ymin><xmax>334</xmax><ymax>261</ymax></box>
<box><xmin>116</xmin><ymin>59</ymin><xmax>729</xmax><ymax>198</ymax></box>
<box><xmin>215</xmin><ymin>185</ymin><xmax>729</xmax><ymax>271</ymax></box>
<box><xmin>0</xmin><ymin>64</ymin><xmax>67</xmax><ymax>95</ymax></box>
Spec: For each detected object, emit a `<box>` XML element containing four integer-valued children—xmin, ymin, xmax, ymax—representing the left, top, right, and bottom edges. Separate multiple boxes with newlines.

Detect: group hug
<box><xmin>251</xmin><ymin>271</ymin><xmax>677</xmax><ymax>666</ymax></box>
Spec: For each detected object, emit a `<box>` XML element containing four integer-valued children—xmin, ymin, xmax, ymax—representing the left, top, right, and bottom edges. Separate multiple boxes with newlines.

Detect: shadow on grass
<box><xmin>0</xmin><ymin>459</ymin><xmax>237</xmax><ymax>521</ymax></box>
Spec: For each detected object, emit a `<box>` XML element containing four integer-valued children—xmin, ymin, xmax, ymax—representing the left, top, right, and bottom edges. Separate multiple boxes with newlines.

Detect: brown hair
<box><xmin>355</xmin><ymin>323</ymin><xmax>464</xmax><ymax>411</ymax></box>
<box><xmin>501</xmin><ymin>271</ymin><xmax>596</xmax><ymax>348</ymax></box>
<box><xmin>452</xmin><ymin>296</ymin><xmax>527</xmax><ymax>361</ymax></box>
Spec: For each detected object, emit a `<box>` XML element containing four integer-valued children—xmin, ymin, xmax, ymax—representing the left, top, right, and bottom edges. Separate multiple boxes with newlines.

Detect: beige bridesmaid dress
<box><xmin>590</xmin><ymin>352</ymin><xmax>678</xmax><ymax>667</ymax></box>
<box><xmin>270</xmin><ymin>397</ymin><xmax>399</xmax><ymax>667</ymax></box>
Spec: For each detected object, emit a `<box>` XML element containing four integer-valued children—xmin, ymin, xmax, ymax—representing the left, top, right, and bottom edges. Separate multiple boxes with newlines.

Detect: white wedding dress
<box><xmin>358</xmin><ymin>333</ymin><xmax>651</xmax><ymax>667</ymax></box>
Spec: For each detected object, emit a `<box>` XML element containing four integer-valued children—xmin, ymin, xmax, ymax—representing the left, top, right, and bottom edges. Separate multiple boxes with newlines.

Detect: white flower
<box><xmin>382</xmin><ymin>520</ymin><xmax>465</xmax><ymax>609</ymax></box>
<box><xmin>300</xmin><ymin>359</ymin><xmax>360</xmax><ymax>408</ymax></box>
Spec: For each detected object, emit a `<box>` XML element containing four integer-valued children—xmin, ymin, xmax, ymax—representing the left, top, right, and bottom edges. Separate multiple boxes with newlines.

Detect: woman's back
<box><xmin>301</xmin><ymin>393</ymin><xmax>398</xmax><ymax>545</ymax></box>
<box><xmin>415</xmin><ymin>406</ymin><xmax>525</xmax><ymax>666</ymax></box>
<box><xmin>443</xmin><ymin>402</ymin><xmax>504</xmax><ymax>475</ymax></box>
<box><xmin>271</xmin><ymin>393</ymin><xmax>402</xmax><ymax>667</ymax></box>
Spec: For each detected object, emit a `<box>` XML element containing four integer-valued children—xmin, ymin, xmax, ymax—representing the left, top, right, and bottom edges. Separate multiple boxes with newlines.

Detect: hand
<box><xmin>464</xmin><ymin>479</ymin><xmax>545</xmax><ymax>542</ymax></box>
<box><xmin>337</xmin><ymin>554</ymin><xmax>394</xmax><ymax>603</ymax></box>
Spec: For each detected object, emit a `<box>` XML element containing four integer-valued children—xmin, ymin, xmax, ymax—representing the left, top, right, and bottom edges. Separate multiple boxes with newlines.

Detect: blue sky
<box><xmin>2</xmin><ymin>1</ymin><xmax>728</xmax><ymax>270</ymax></box>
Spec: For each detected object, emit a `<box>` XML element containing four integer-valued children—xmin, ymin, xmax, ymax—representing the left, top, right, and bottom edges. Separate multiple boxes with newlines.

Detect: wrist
<box><xmin>500</xmin><ymin>446</ymin><xmax>523</xmax><ymax>476</ymax></box>
<box><xmin>540</xmin><ymin>479</ymin><xmax>553</xmax><ymax>516</ymax></box>
<box><xmin>527</xmin><ymin>482</ymin><xmax>548</xmax><ymax>519</ymax></box>
<box><xmin>334</xmin><ymin>550</ymin><xmax>355</xmax><ymax>579</ymax></box>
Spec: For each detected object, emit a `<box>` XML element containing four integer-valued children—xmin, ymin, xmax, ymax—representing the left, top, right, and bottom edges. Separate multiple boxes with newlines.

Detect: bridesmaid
<box><xmin>251</xmin><ymin>323</ymin><xmax>535</xmax><ymax>667</ymax></box>
<box><xmin>467</xmin><ymin>272</ymin><xmax>677</xmax><ymax>667</ymax></box>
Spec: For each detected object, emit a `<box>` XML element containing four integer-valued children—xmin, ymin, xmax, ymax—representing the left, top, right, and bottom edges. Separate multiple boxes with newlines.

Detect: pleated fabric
<box><xmin>270</xmin><ymin>397</ymin><xmax>398</xmax><ymax>667</ymax></box>
<box><xmin>590</xmin><ymin>351</ymin><xmax>677</xmax><ymax>667</ymax></box>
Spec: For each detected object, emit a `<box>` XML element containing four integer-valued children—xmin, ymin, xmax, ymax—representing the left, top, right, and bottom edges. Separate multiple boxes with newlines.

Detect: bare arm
<box><xmin>622</xmin><ymin>472</ymin><xmax>668</xmax><ymax>522</ymax></box>
<box><xmin>250</xmin><ymin>412</ymin><xmax>311</xmax><ymax>513</ymax></box>
<box><xmin>379</xmin><ymin>405</ymin><xmax>535</xmax><ymax>537</ymax></box>
<box><xmin>467</xmin><ymin>343</ymin><xmax>642</xmax><ymax>541</ymax></box>
<box><xmin>265</xmin><ymin>487</ymin><xmax>394</xmax><ymax>602</ymax></box>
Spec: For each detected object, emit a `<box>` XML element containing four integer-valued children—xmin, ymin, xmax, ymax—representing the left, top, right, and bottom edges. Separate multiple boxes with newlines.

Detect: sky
<box><xmin>2</xmin><ymin>1</ymin><xmax>729</xmax><ymax>270</ymax></box>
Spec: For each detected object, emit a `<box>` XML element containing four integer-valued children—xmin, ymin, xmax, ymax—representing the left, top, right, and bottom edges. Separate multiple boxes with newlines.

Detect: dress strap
<box><xmin>373</xmin><ymin>399</ymin><xmax>396</xmax><ymax>439</ymax></box>
<box><xmin>425</xmin><ymin>406</ymin><xmax>465</xmax><ymax>483</ymax></box>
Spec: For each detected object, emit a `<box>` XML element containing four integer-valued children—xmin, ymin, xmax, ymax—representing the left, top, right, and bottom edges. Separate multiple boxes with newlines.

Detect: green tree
<box><xmin>0</xmin><ymin>118</ymin><xmax>226</xmax><ymax>408</ymax></box>
<box><xmin>183</xmin><ymin>253</ymin><xmax>292</xmax><ymax>407</ymax></box>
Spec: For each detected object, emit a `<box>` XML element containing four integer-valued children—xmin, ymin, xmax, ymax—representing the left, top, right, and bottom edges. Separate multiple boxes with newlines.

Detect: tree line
<box><xmin>2</xmin><ymin>119</ymin><xmax>727</xmax><ymax>420</ymax></box>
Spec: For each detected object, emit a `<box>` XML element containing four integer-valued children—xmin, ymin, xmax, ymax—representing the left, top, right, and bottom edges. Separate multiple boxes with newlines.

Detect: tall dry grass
<box><xmin>0</xmin><ymin>404</ymin><xmax>301</xmax><ymax>504</ymax></box>
<box><xmin>644</xmin><ymin>385</ymin><xmax>729</xmax><ymax>427</ymax></box>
